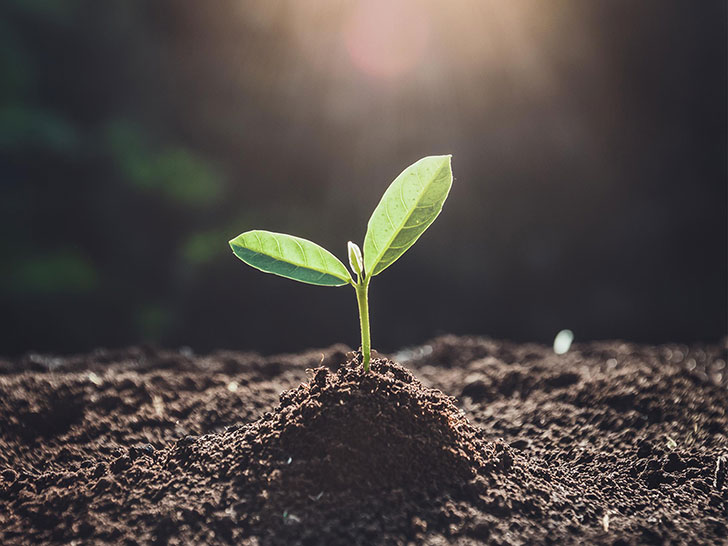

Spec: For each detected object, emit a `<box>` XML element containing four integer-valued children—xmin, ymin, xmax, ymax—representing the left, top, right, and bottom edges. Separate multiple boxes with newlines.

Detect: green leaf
<box><xmin>229</xmin><ymin>230</ymin><xmax>352</xmax><ymax>286</ymax></box>
<box><xmin>363</xmin><ymin>155</ymin><xmax>453</xmax><ymax>277</ymax></box>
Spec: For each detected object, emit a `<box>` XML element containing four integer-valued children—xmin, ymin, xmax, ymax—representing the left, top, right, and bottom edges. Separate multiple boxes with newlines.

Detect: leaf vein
<box><xmin>293</xmin><ymin>239</ymin><xmax>308</xmax><ymax>266</ymax></box>
<box><xmin>399</xmin><ymin>180</ymin><xmax>407</xmax><ymax>211</ymax></box>
<box><xmin>384</xmin><ymin>200</ymin><xmax>396</xmax><ymax>230</ymax></box>
<box><xmin>253</xmin><ymin>232</ymin><xmax>263</xmax><ymax>251</ymax></box>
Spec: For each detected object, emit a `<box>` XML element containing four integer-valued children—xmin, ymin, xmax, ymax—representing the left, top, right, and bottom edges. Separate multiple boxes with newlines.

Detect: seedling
<box><xmin>229</xmin><ymin>155</ymin><xmax>453</xmax><ymax>372</ymax></box>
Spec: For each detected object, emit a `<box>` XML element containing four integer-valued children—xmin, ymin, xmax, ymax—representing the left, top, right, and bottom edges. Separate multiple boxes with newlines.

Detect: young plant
<box><xmin>229</xmin><ymin>155</ymin><xmax>453</xmax><ymax>372</ymax></box>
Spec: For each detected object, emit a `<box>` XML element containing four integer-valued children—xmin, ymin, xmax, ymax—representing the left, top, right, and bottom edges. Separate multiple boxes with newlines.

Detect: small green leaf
<box><xmin>229</xmin><ymin>230</ymin><xmax>351</xmax><ymax>286</ymax></box>
<box><xmin>364</xmin><ymin>155</ymin><xmax>453</xmax><ymax>277</ymax></box>
<box><xmin>347</xmin><ymin>241</ymin><xmax>363</xmax><ymax>278</ymax></box>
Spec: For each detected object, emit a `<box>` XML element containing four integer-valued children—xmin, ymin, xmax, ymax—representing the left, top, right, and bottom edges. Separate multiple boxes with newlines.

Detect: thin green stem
<box><xmin>354</xmin><ymin>277</ymin><xmax>371</xmax><ymax>372</ymax></box>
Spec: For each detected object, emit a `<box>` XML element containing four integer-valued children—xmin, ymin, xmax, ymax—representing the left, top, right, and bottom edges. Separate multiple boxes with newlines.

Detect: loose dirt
<box><xmin>1</xmin><ymin>336</ymin><xmax>726</xmax><ymax>544</ymax></box>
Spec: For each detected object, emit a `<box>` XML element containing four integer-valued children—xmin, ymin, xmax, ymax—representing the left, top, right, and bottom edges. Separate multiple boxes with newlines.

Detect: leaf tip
<box><xmin>229</xmin><ymin>232</ymin><xmax>247</xmax><ymax>251</ymax></box>
<box><xmin>425</xmin><ymin>154</ymin><xmax>453</xmax><ymax>175</ymax></box>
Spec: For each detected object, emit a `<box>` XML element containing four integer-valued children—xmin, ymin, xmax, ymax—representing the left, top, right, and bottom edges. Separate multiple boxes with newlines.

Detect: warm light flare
<box><xmin>343</xmin><ymin>0</ymin><xmax>430</xmax><ymax>81</ymax></box>
<box><xmin>279</xmin><ymin>0</ymin><xmax>561</xmax><ymax>88</ymax></box>
<box><xmin>238</xmin><ymin>0</ymin><xmax>587</xmax><ymax>171</ymax></box>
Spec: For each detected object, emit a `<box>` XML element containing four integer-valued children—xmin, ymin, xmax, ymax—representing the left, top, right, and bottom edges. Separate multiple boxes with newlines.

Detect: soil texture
<box><xmin>0</xmin><ymin>336</ymin><xmax>726</xmax><ymax>544</ymax></box>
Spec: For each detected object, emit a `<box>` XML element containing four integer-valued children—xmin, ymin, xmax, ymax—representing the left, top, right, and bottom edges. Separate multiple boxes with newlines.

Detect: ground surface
<box><xmin>0</xmin><ymin>336</ymin><xmax>727</xmax><ymax>545</ymax></box>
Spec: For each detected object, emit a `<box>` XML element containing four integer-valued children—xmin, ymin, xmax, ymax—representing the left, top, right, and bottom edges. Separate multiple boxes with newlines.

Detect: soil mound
<box><xmin>236</xmin><ymin>356</ymin><xmax>489</xmax><ymax>489</ymax></box>
<box><xmin>164</xmin><ymin>356</ymin><xmax>506</xmax><ymax>543</ymax></box>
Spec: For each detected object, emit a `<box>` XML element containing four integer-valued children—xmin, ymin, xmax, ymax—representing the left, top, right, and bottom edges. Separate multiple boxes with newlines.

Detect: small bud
<box><xmin>347</xmin><ymin>241</ymin><xmax>364</xmax><ymax>278</ymax></box>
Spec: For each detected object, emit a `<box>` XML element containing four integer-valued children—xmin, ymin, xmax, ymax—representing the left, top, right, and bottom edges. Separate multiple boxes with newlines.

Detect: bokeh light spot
<box><xmin>343</xmin><ymin>0</ymin><xmax>430</xmax><ymax>81</ymax></box>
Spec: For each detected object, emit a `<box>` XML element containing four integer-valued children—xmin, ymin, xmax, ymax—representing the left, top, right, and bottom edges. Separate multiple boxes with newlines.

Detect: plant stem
<box><xmin>354</xmin><ymin>278</ymin><xmax>371</xmax><ymax>372</ymax></box>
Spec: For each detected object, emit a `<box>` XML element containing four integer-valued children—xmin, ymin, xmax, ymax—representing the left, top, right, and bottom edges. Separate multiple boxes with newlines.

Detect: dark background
<box><xmin>1</xmin><ymin>0</ymin><xmax>726</xmax><ymax>357</ymax></box>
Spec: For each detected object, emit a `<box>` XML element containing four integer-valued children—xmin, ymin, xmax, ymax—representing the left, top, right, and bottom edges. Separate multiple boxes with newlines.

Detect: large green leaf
<box><xmin>363</xmin><ymin>155</ymin><xmax>453</xmax><ymax>277</ymax></box>
<box><xmin>229</xmin><ymin>230</ymin><xmax>351</xmax><ymax>286</ymax></box>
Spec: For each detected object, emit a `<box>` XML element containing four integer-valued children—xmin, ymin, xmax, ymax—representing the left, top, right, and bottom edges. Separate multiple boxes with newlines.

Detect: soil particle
<box><xmin>0</xmin><ymin>336</ymin><xmax>726</xmax><ymax>544</ymax></box>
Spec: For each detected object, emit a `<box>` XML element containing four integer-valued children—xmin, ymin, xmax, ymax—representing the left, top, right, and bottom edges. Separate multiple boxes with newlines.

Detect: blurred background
<box><xmin>1</xmin><ymin>0</ymin><xmax>726</xmax><ymax>357</ymax></box>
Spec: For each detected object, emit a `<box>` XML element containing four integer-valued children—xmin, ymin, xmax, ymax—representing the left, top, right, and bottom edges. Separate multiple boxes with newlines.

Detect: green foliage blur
<box><xmin>1</xmin><ymin>0</ymin><xmax>235</xmax><ymax>350</ymax></box>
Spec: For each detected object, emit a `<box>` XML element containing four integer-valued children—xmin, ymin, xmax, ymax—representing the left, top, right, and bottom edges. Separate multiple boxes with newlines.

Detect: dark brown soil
<box><xmin>1</xmin><ymin>336</ymin><xmax>726</xmax><ymax>545</ymax></box>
